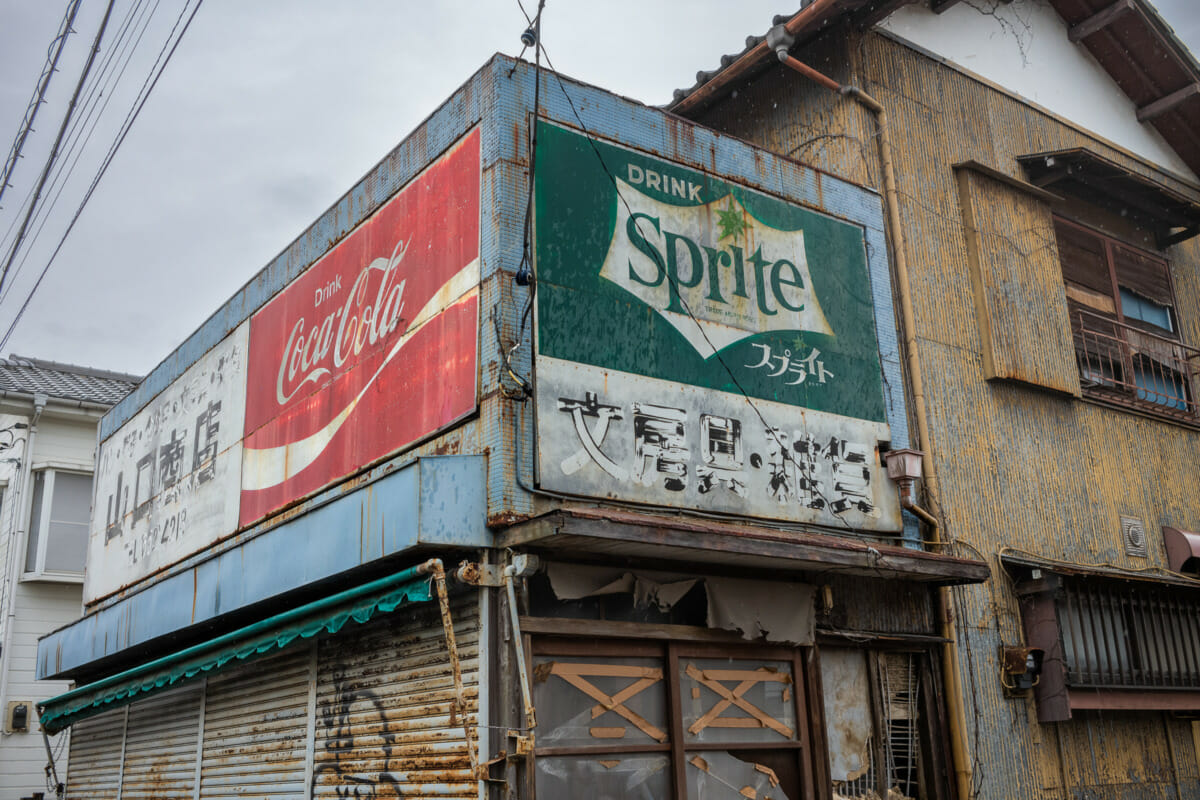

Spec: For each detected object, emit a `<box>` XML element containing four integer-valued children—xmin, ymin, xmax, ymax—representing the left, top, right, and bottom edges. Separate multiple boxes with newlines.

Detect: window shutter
<box><xmin>1054</xmin><ymin>220</ymin><xmax>1113</xmax><ymax>296</ymax></box>
<box><xmin>1112</xmin><ymin>244</ymin><xmax>1173</xmax><ymax>306</ymax></box>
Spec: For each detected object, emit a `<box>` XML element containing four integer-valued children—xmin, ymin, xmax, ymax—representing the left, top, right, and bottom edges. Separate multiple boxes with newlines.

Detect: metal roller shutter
<box><xmin>312</xmin><ymin>591</ymin><xmax>480</xmax><ymax>800</ymax></box>
<box><xmin>198</xmin><ymin>645</ymin><xmax>315</xmax><ymax>799</ymax></box>
<box><xmin>64</xmin><ymin>707</ymin><xmax>126</xmax><ymax>800</ymax></box>
<box><xmin>121</xmin><ymin>683</ymin><xmax>203</xmax><ymax>799</ymax></box>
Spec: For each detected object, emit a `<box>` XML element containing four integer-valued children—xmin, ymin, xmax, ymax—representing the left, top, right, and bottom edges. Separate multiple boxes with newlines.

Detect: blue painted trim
<box><xmin>37</xmin><ymin>455</ymin><xmax>485</xmax><ymax>679</ymax></box>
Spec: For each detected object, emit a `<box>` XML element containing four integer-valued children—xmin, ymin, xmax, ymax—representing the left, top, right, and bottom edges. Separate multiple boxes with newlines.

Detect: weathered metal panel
<box><xmin>537</xmin><ymin>358</ymin><xmax>899</xmax><ymax>530</ymax></box>
<box><xmin>64</xmin><ymin>707</ymin><xmax>126</xmax><ymax>800</ymax></box>
<box><xmin>39</xmin><ymin>456</ymin><xmax>486</xmax><ymax>679</ymax></box>
<box><xmin>240</xmin><ymin>129</ymin><xmax>481</xmax><ymax>528</ymax></box>
<box><xmin>198</xmin><ymin>647</ymin><xmax>313</xmax><ymax>799</ymax></box>
<box><xmin>531</xmin><ymin>118</ymin><xmax>902</xmax><ymax>532</ymax></box>
<box><xmin>86</xmin><ymin>322</ymin><xmax>249</xmax><ymax>606</ymax></box>
<box><xmin>120</xmin><ymin>683</ymin><xmax>203</xmax><ymax>799</ymax></box>
<box><xmin>956</xmin><ymin>167</ymin><xmax>1081</xmax><ymax>394</ymax></box>
<box><xmin>312</xmin><ymin>590</ymin><xmax>480</xmax><ymax>800</ymax></box>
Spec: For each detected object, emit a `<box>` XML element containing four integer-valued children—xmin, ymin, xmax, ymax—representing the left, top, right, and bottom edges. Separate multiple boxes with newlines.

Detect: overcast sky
<box><xmin>0</xmin><ymin>0</ymin><xmax>1197</xmax><ymax>377</ymax></box>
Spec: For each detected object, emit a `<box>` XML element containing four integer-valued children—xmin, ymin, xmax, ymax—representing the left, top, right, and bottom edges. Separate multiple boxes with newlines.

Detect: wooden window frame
<box><xmin>1055</xmin><ymin>215</ymin><xmax>1200</xmax><ymax>423</ymax></box>
<box><xmin>529</xmin><ymin>633</ymin><xmax>825</xmax><ymax>800</ymax></box>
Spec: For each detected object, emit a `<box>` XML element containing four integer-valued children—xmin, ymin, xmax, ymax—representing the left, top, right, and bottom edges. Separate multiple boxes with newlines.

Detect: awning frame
<box><xmin>38</xmin><ymin>562</ymin><xmax>437</xmax><ymax>734</ymax></box>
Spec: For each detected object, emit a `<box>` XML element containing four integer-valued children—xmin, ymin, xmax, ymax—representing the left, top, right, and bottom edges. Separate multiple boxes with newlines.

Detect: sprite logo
<box><xmin>598</xmin><ymin>173</ymin><xmax>833</xmax><ymax>356</ymax></box>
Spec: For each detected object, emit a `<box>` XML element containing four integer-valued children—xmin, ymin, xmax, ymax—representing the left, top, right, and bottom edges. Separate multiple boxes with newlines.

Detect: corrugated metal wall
<box><xmin>63</xmin><ymin>707</ymin><xmax>125</xmax><ymax>799</ymax></box>
<box><xmin>696</xmin><ymin>23</ymin><xmax>1200</xmax><ymax>800</ymax></box>
<box><xmin>64</xmin><ymin>590</ymin><xmax>481</xmax><ymax>800</ymax></box>
<box><xmin>199</xmin><ymin>647</ymin><xmax>313</xmax><ymax>799</ymax></box>
<box><xmin>312</xmin><ymin>591</ymin><xmax>480</xmax><ymax>799</ymax></box>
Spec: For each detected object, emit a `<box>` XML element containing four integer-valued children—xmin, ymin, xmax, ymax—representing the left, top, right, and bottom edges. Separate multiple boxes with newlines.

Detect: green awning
<box><xmin>39</xmin><ymin>564</ymin><xmax>433</xmax><ymax>733</ymax></box>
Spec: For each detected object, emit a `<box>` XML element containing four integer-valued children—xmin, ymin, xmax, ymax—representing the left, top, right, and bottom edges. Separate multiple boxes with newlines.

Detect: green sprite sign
<box><xmin>534</xmin><ymin>121</ymin><xmax>886</xmax><ymax>422</ymax></box>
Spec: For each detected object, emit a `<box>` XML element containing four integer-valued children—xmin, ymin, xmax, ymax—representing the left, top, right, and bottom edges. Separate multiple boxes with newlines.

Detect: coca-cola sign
<box><xmin>241</xmin><ymin>129</ymin><xmax>480</xmax><ymax>526</ymax></box>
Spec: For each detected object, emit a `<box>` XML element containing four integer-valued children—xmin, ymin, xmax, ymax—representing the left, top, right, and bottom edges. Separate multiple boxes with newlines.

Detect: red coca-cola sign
<box><xmin>240</xmin><ymin>129</ymin><xmax>480</xmax><ymax>526</ymax></box>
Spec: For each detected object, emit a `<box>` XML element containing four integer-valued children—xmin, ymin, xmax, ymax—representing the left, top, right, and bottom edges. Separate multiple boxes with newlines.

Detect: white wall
<box><xmin>880</xmin><ymin>0</ymin><xmax>1198</xmax><ymax>181</ymax></box>
<box><xmin>0</xmin><ymin>413</ymin><xmax>93</xmax><ymax>797</ymax></box>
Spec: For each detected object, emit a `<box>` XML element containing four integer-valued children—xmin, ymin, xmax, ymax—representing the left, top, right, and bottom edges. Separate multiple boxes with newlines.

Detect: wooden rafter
<box><xmin>1068</xmin><ymin>0</ymin><xmax>1136</xmax><ymax>42</ymax></box>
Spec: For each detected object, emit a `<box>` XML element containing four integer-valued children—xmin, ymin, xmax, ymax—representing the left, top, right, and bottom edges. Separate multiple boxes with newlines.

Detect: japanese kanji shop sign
<box><xmin>86</xmin><ymin>325</ymin><xmax>249</xmax><ymax>604</ymax></box>
<box><xmin>533</xmin><ymin>122</ymin><xmax>900</xmax><ymax>531</ymax></box>
<box><xmin>86</xmin><ymin>129</ymin><xmax>481</xmax><ymax>603</ymax></box>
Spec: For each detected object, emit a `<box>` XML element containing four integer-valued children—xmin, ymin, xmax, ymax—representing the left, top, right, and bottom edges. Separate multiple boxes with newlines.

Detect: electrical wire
<box><xmin>0</xmin><ymin>0</ymin><xmax>160</xmax><ymax>306</ymax></box>
<box><xmin>0</xmin><ymin>0</ymin><xmax>83</xmax><ymax>212</ymax></box>
<box><xmin>0</xmin><ymin>0</ymin><xmax>205</xmax><ymax>353</ymax></box>
<box><xmin>0</xmin><ymin>0</ymin><xmax>118</xmax><ymax>298</ymax></box>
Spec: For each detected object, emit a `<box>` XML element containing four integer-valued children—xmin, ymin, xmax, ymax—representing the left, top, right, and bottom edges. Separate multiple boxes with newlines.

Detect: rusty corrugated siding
<box><xmin>696</xmin><ymin>26</ymin><xmax>1200</xmax><ymax>800</ymax></box>
<box><xmin>312</xmin><ymin>591</ymin><xmax>480</xmax><ymax>799</ymax></box>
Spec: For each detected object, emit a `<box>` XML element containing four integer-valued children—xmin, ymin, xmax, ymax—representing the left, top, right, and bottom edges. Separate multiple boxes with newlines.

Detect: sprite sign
<box><xmin>533</xmin><ymin>121</ymin><xmax>899</xmax><ymax>531</ymax></box>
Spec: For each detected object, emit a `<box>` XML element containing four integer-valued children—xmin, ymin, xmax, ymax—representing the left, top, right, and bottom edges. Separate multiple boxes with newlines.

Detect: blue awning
<box><xmin>39</xmin><ymin>564</ymin><xmax>434</xmax><ymax>734</ymax></box>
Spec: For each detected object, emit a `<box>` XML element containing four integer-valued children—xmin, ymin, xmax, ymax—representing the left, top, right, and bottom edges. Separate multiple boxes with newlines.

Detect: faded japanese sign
<box><xmin>85</xmin><ymin>324</ymin><xmax>248</xmax><ymax>603</ymax></box>
<box><xmin>240</xmin><ymin>129</ymin><xmax>480</xmax><ymax>526</ymax></box>
<box><xmin>533</xmin><ymin>123</ymin><xmax>898</xmax><ymax>529</ymax></box>
<box><xmin>536</xmin><ymin>358</ymin><xmax>899</xmax><ymax>530</ymax></box>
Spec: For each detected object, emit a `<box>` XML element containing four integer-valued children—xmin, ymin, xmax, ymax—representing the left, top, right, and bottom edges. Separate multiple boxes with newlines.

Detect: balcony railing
<box><xmin>1071</xmin><ymin>307</ymin><xmax>1200</xmax><ymax>422</ymax></box>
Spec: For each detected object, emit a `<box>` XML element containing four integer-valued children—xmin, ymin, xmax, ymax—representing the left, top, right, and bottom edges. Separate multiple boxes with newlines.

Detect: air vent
<box><xmin>1121</xmin><ymin>515</ymin><xmax>1148</xmax><ymax>558</ymax></box>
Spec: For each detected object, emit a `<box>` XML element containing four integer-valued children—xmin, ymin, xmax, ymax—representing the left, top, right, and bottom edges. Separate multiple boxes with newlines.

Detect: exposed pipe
<box><xmin>503</xmin><ymin>561</ymin><xmax>537</xmax><ymax>733</ymax></box>
<box><xmin>423</xmin><ymin>558</ymin><xmax>479</xmax><ymax>780</ymax></box>
<box><xmin>0</xmin><ymin>392</ymin><xmax>44</xmax><ymax>738</ymax></box>
<box><xmin>774</xmin><ymin>42</ymin><xmax>973</xmax><ymax>800</ymax></box>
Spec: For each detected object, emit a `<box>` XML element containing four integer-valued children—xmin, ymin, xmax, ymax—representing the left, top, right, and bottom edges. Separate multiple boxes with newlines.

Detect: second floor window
<box><xmin>24</xmin><ymin>469</ymin><xmax>91</xmax><ymax>578</ymax></box>
<box><xmin>1056</xmin><ymin>216</ymin><xmax>1198</xmax><ymax>421</ymax></box>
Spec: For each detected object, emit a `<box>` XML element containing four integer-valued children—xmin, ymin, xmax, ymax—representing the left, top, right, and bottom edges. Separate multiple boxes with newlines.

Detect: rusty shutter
<box><xmin>312</xmin><ymin>589</ymin><xmax>480</xmax><ymax>799</ymax></box>
<box><xmin>1112</xmin><ymin>243</ymin><xmax>1173</xmax><ymax>306</ymax></box>
<box><xmin>1054</xmin><ymin>219</ymin><xmax>1113</xmax><ymax>295</ymax></box>
<box><xmin>63</xmin><ymin>707</ymin><xmax>126</xmax><ymax>800</ymax></box>
<box><xmin>198</xmin><ymin>645</ymin><xmax>315</xmax><ymax>799</ymax></box>
<box><xmin>120</xmin><ymin>683</ymin><xmax>203</xmax><ymax>799</ymax></box>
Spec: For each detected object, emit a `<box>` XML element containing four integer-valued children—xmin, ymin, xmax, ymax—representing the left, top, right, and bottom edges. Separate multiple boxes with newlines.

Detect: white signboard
<box><xmin>536</xmin><ymin>357</ymin><xmax>901</xmax><ymax>532</ymax></box>
<box><xmin>85</xmin><ymin>323</ymin><xmax>249</xmax><ymax>603</ymax></box>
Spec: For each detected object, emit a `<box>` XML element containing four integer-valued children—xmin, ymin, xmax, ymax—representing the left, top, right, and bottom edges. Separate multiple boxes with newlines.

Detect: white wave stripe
<box><xmin>241</xmin><ymin>259</ymin><xmax>479</xmax><ymax>492</ymax></box>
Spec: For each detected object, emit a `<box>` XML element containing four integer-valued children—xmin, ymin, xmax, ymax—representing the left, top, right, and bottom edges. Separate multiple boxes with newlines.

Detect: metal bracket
<box><xmin>508</xmin><ymin>732</ymin><xmax>535</xmax><ymax>757</ymax></box>
<box><xmin>454</xmin><ymin>561</ymin><xmax>506</xmax><ymax>587</ymax></box>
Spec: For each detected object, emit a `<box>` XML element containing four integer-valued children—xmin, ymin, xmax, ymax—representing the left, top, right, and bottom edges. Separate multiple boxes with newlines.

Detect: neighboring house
<box><xmin>667</xmin><ymin>0</ymin><xmax>1200</xmax><ymax>797</ymax></box>
<box><xmin>0</xmin><ymin>356</ymin><xmax>136</xmax><ymax>799</ymax></box>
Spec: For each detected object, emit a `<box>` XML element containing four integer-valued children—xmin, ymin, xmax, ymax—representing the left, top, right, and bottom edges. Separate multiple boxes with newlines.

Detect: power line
<box><xmin>0</xmin><ymin>0</ymin><xmax>118</xmax><ymax>298</ymax></box>
<box><xmin>0</xmin><ymin>0</ymin><xmax>83</xmax><ymax>212</ymax></box>
<box><xmin>0</xmin><ymin>0</ymin><xmax>206</xmax><ymax>353</ymax></box>
<box><xmin>0</xmin><ymin>0</ymin><xmax>161</xmax><ymax>306</ymax></box>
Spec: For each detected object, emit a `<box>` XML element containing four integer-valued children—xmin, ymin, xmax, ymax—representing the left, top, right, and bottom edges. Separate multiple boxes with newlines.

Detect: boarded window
<box><xmin>955</xmin><ymin>166</ymin><xmax>1080</xmax><ymax>394</ymax></box>
<box><xmin>532</xmin><ymin>639</ymin><xmax>818</xmax><ymax>800</ymax></box>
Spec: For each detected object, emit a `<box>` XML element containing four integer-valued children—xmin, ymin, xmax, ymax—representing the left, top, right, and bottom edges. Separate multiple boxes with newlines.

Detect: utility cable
<box><xmin>0</xmin><ymin>0</ymin><xmax>159</xmax><ymax>305</ymax></box>
<box><xmin>0</xmin><ymin>0</ymin><xmax>118</xmax><ymax>298</ymax></box>
<box><xmin>0</xmin><ymin>0</ymin><xmax>205</xmax><ymax>352</ymax></box>
<box><xmin>0</xmin><ymin>0</ymin><xmax>83</xmax><ymax>212</ymax></box>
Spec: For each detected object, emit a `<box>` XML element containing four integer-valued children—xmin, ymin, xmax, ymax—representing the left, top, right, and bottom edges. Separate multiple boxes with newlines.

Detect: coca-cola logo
<box><xmin>275</xmin><ymin>239</ymin><xmax>409</xmax><ymax>405</ymax></box>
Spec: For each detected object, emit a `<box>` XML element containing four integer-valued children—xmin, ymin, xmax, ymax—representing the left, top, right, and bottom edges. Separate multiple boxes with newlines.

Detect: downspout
<box><xmin>0</xmin><ymin>392</ymin><xmax>45</xmax><ymax>736</ymax></box>
<box><xmin>766</xmin><ymin>27</ymin><xmax>972</xmax><ymax>800</ymax></box>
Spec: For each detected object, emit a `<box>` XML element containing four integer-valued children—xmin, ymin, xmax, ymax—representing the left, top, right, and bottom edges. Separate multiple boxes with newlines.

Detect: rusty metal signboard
<box><xmin>533</xmin><ymin>122</ymin><xmax>899</xmax><ymax>530</ymax></box>
<box><xmin>240</xmin><ymin>129</ymin><xmax>480</xmax><ymax>526</ymax></box>
<box><xmin>86</xmin><ymin>130</ymin><xmax>481</xmax><ymax>603</ymax></box>
<box><xmin>87</xmin><ymin>325</ymin><xmax>249</xmax><ymax>603</ymax></box>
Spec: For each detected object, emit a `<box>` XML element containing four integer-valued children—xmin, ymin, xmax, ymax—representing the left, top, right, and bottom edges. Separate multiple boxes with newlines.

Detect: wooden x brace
<box><xmin>685</xmin><ymin>663</ymin><xmax>794</xmax><ymax>739</ymax></box>
<box><xmin>550</xmin><ymin>662</ymin><xmax>668</xmax><ymax>742</ymax></box>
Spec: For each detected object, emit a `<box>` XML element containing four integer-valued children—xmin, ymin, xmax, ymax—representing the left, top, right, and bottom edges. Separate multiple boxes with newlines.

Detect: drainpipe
<box><xmin>0</xmin><ymin>392</ymin><xmax>45</xmax><ymax>737</ymax></box>
<box><xmin>766</xmin><ymin>26</ymin><xmax>973</xmax><ymax>800</ymax></box>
